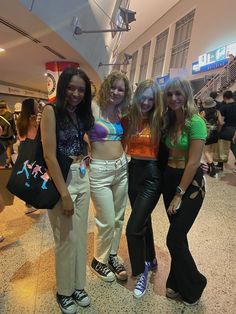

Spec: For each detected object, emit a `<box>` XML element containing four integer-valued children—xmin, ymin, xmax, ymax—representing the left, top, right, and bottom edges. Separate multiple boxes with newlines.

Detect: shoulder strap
<box><xmin>0</xmin><ymin>115</ymin><xmax>11</xmax><ymax>126</ymax></box>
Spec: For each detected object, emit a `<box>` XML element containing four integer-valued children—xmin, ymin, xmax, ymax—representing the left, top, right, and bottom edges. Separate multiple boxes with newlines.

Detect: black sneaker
<box><xmin>72</xmin><ymin>289</ymin><xmax>90</xmax><ymax>307</ymax></box>
<box><xmin>108</xmin><ymin>254</ymin><xmax>128</xmax><ymax>281</ymax></box>
<box><xmin>56</xmin><ymin>293</ymin><xmax>77</xmax><ymax>314</ymax></box>
<box><xmin>91</xmin><ymin>258</ymin><xmax>116</xmax><ymax>282</ymax></box>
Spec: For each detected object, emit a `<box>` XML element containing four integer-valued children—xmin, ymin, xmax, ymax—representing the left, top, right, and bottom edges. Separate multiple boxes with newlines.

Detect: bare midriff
<box><xmin>167</xmin><ymin>148</ymin><xmax>188</xmax><ymax>169</ymax></box>
<box><xmin>91</xmin><ymin>141</ymin><xmax>124</xmax><ymax>160</ymax></box>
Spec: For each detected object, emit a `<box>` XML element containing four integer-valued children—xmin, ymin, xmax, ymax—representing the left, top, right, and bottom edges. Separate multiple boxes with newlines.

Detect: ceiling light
<box><xmin>0</xmin><ymin>48</ymin><xmax>6</xmax><ymax>53</ymax></box>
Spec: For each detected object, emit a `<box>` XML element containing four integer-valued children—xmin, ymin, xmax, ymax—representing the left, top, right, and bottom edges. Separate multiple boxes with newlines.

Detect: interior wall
<box><xmin>121</xmin><ymin>0</ymin><xmax>236</xmax><ymax>81</ymax></box>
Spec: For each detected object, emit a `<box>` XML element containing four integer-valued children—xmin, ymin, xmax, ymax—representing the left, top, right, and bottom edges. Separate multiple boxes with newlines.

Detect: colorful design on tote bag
<box><xmin>16</xmin><ymin>159</ymin><xmax>51</xmax><ymax>189</ymax></box>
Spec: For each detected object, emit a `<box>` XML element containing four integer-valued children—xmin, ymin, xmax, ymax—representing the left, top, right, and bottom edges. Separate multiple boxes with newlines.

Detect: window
<box><xmin>152</xmin><ymin>29</ymin><xmax>169</xmax><ymax>78</ymax></box>
<box><xmin>139</xmin><ymin>41</ymin><xmax>151</xmax><ymax>82</ymax></box>
<box><xmin>170</xmin><ymin>10</ymin><xmax>195</xmax><ymax>69</ymax></box>
<box><xmin>129</xmin><ymin>51</ymin><xmax>138</xmax><ymax>86</ymax></box>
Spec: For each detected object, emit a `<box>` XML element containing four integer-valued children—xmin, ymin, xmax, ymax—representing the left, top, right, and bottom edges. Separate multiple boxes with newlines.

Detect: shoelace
<box><xmin>95</xmin><ymin>263</ymin><xmax>110</xmax><ymax>275</ymax></box>
<box><xmin>61</xmin><ymin>296</ymin><xmax>74</xmax><ymax>307</ymax></box>
<box><xmin>73</xmin><ymin>290</ymin><xmax>87</xmax><ymax>300</ymax></box>
<box><xmin>110</xmin><ymin>256</ymin><xmax>124</xmax><ymax>272</ymax></box>
<box><xmin>135</xmin><ymin>273</ymin><xmax>147</xmax><ymax>292</ymax></box>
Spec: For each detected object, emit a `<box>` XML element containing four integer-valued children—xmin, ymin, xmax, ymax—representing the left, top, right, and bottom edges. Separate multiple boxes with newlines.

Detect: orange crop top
<box><xmin>126</xmin><ymin>126</ymin><xmax>158</xmax><ymax>158</ymax></box>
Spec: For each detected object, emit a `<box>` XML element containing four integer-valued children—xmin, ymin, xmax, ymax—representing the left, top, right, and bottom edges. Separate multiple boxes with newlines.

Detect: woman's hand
<box><xmin>61</xmin><ymin>194</ymin><xmax>74</xmax><ymax>217</ymax></box>
<box><xmin>167</xmin><ymin>194</ymin><xmax>182</xmax><ymax>215</ymax></box>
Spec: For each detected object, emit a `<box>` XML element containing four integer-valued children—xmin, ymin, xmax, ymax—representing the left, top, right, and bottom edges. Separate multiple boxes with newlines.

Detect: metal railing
<box><xmin>194</xmin><ymin>58</ymin><xmax>236</xmax><ymax>100</ymax></box>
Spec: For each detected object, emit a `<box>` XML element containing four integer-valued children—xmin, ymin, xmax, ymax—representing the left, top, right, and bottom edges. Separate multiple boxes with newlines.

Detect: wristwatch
<box><xmin>176</xmin><ymin>186</ymin><xmax>185</xmax><ymax>196</ymax></box>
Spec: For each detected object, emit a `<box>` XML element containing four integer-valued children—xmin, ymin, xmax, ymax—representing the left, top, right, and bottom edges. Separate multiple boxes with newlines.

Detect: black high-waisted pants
<box><xmin>163</xmin><ymin>166</ymin><xmax>207</xmax><ymax>303</ymax></box>
<box><xmin>126</xmin><ymin>158</ymin><xmax>162</xmax><ymax>276</ymax></box>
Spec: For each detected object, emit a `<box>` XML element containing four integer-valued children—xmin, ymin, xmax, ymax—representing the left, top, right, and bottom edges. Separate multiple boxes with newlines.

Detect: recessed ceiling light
<box><xmin>0</xmin><ymin>48</ymin><xmax>6</xmax><ymax>53</ymax></box>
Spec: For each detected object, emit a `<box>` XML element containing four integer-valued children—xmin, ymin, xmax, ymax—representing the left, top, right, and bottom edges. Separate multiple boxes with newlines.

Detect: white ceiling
<box><xmin>0</xmin><ymin>0</ymin><xmax>180</xmax><ymax>95</ymax></box>
<box><xmin>120</xmin><ymin>0</ymin><xmax>180</xmax><ymax>50</ymax></box>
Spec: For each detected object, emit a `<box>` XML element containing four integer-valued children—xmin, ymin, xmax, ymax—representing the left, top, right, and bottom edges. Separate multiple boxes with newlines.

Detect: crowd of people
<box><xmin>1</xmin><ymin>67</ymin><xmax>236</xmax><ymax>314</ymax></box>
<box><xmin>195</xmin><ymin>89</ymin><xmax>236</xmax><ymax>176</ymax></box>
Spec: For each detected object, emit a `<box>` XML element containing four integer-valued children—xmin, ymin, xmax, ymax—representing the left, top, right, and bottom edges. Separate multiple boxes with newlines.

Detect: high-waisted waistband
<box><xmin>90</xmin><ymin>153</ymin><xmax>127</xmax><ymax>167</ymax></box>
<box><xmin>69</xmin><ymin>155</ymin><xmax>90</xmax><ymax>164</ymax></box>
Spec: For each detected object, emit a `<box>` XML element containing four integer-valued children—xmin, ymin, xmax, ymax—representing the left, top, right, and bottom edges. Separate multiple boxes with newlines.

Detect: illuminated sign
<box><xmin>192</xmin><ymin>41</ymin><xmax>236</xmax><ymax>75</ymax></box>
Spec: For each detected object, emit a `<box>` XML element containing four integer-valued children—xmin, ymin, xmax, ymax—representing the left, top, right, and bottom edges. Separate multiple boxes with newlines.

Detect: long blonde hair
<box><xmin>162</xmin><ymin>77</ymin><xmax>198</xmax><ymax>138</ymax></box>
<box><xmin>127</xmin><ymin>79</ymin><xmax>163</xmax><ymax>142</ymax></box>
<box><xmin>96</xmin><ymin>71</ymin><xmax>131</xmax><ymax>114</ymax></box>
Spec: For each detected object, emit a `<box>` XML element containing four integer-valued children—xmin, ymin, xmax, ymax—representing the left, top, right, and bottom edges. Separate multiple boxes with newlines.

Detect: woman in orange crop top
<box><xmin>161</xmin><ymin>77</ymin><xmax>207</xmax><ymax>306</ymax></box>
<box><xmin>122</xmin><ymin>79</ymin><xmax>163</xmax><ymax>298</ymax></box>
<box><xmin>88</xmin><ymin>71</ymin><xmax>131</xmax><ymax>283</ymax></box>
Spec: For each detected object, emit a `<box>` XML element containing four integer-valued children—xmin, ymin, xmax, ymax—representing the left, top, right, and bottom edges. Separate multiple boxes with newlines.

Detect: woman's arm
<box><xmin>167</xmin><ymin>139</ymin><xmax>205</xmax><ymax>215</ymax></box>
<box><xmin>41</xmin><ymin>106</ymin><xmax>74</xmax><ymax>216</ymax></box>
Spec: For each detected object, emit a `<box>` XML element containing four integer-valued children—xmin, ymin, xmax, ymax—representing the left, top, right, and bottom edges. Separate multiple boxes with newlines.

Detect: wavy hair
<box><xmin>126</xmin><ymin>79</ymin><xmax>163</xmax><ymax>142</ymax></box>
<box><xmin>56</xmin><ymin>67</ymin><xmax>94</xmax><ymax>131</ymax></box>
<box><xmin>162</xmin><ymin>77</ymin><xmax>198</xmax><ymax>138</ymax></box>
<box><xmin>96</xmin><ymin>70</ymin><xmax>131</xmax><ymax>113</ymax></box>
<box><xmin>17</xmin><ymin>98</ymin><xmax>36</xmax><ymax>138</ymax></box>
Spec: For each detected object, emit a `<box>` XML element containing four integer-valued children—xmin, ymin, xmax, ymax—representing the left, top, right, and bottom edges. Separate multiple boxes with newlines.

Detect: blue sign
<box><xmin>156</xmin><ymin>74</ymin><xmax>170</xmax><ymax>88</ymax></box>
<box><xmin>192</xmin><ymin>59</ymin><xmax>228</xmax><ymax>75</ymax></box>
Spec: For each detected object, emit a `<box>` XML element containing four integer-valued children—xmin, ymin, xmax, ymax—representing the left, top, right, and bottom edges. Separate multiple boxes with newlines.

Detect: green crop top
<box><xmin>165</xmin><ymin>114</ymin><xmax>207</xmax><ymax>159</ymax></box>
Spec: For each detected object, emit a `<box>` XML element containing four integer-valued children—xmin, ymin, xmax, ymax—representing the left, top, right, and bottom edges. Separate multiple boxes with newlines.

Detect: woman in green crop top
<box><xmin>161</xmin><ymin>77</ymin><xmax>207</xmax><ymax>306</ymax></box>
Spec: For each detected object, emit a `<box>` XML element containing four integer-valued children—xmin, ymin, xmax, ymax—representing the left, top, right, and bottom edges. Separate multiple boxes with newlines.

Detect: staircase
<box><xmin>194</xmin><ymin>58</ymin><xmax>236</xmax><ymax>100</ymax></box>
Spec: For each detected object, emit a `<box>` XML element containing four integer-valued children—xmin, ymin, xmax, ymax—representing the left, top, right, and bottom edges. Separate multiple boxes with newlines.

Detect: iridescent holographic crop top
<box><xmin>88</xmin><ymin>117</ymin><xmax>123</xmax><ymax>142</ymax></box>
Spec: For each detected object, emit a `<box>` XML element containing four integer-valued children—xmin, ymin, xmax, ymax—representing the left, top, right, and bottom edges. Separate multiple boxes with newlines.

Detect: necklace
<box><xmin>67</xmin><ymin>105</ymin><xmax>77</xmax><ymax>113</ymax></box>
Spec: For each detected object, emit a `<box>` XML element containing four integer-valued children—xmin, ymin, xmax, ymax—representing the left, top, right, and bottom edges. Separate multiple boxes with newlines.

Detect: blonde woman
<box><xmin>162</xmin><ymin>77</ymin><xmax>207</xmax><ymax>306</ymax></box>
<box><xmin>122</xmin><ymin>79</ymin><xmax>163</xmax><ymax>298</ymax></box>
<box><xmin>88</xmin><ymin>71</ymin><xmax>131</xmax><ymax>282</ymax></box>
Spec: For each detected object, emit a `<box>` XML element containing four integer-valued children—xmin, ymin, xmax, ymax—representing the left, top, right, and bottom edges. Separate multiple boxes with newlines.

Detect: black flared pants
<box><xmin>163</xmin><ymin>166</ymin><xmax>207</xmax><ymax>303</ymax></box>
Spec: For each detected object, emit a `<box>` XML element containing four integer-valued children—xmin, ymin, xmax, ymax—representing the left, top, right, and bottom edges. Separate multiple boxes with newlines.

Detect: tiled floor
<box><xmin>0</xmin><ymin>155</ymin><xmax>236</xmax><ymax>314</ymax></box>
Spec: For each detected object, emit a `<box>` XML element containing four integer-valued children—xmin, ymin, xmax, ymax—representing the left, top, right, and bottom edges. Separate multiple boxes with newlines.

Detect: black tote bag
<box><xmin>6</xmin><ymin>106</ymin><xmax>72</xmax><ymax>209</ymax></box>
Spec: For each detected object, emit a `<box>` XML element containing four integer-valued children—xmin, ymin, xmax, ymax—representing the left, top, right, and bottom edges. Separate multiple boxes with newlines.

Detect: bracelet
<box><xmin>176</xmin><ymin>185</ymin><xmax>185</xmax><ymax>196</ymax></box>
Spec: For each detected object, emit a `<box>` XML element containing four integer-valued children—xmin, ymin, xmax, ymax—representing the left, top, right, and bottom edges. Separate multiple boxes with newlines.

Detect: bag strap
<box><xmin>36</xmin><ymin>104</ymin><xmax>59</xmax><ymax>144</ymax></box>
<box><xmin>0</xmin><ymin>115</ymin><xmax>11</xmax><ymax>126</ymax></box>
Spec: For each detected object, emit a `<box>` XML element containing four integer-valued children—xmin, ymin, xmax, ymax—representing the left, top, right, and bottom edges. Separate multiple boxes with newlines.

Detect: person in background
<box><xmin>0</xmin><ymin>191</ymin><xmax>5</xmax><ymax>243</ymax></box>
<box><xmin>41</xmin><ymin>67</ymin><xmax>94</xmax><ymax>314</ymax></box>
<box><xmin>200</xmin><ymin>97</ymin><xmax>224</xmax><ymax>177</ymax></box>
<box><xmin>220</xmin><ymin>90</ymin><xmax>236</xmax><ymax>173</ymax></box>
<box><xmin>209</xmin><ymin>91</ymin><xmax>222</xmax><ymax>110</ymax></box>
<box><xmin>122</xmin><ymin>79</ymin><xmax>163</xmax><ymax>298</ymax></box>
<box><xmin>161</xmin><ymin>77</ymin><xmax>207</xmax><ymax>306</ymax></box>
<box><xmin>88</xmin><ymin>71</ymin><xmax>131</xmax><ymax>282</ymax></box>
<box><xmin>0</xmin><ymin>125</ymin><xmax>5</xmax><ymax>242</ymax></box>
<box><xmin>0</xmin><ymin>99</ymin><xmax>17</xmax><ymax>168</ymax></box>
<box><xmin>13</xmin><ymin>102</ymin><xmax>22</xmax><ymax>123</ymax></box>
<box><xmin>195</xmin><ymin>98</ymin><xmax>203</xmax><ymax>112</ymax></box>
<box><xmin>16</xmin><ymin>98</ymin><xmax>42</xmax><ymax>214</ymax></box>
